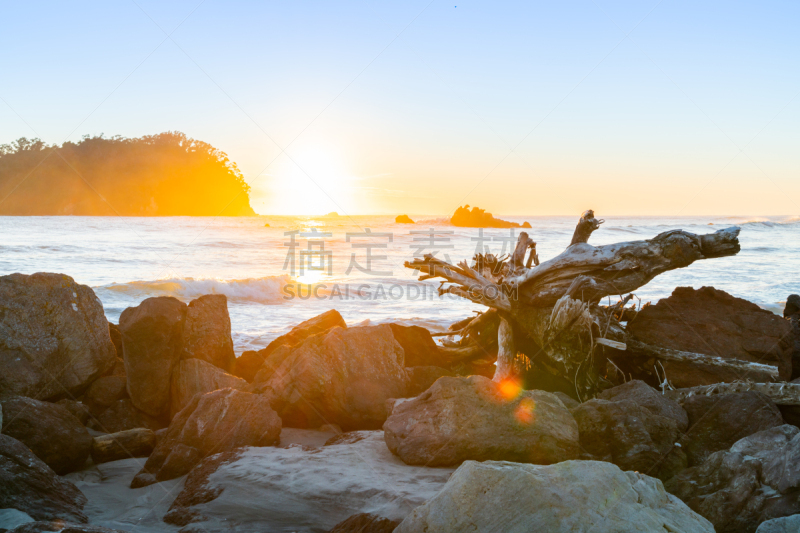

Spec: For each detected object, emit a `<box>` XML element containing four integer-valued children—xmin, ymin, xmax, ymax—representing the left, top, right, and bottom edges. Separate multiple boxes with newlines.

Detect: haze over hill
<box><xmin>0</xmin><ymin>132</ymin><xmax>256</xmax><ymax>216</ymax></box>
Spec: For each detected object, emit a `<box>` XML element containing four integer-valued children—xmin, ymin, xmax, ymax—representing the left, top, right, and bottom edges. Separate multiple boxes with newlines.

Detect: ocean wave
<box><xmin>727</xmin><ymin>216</ymin><xmax>800</xmax><ymax>228</ymax></box>
<box><xmin>99</xmin><ymin>275</ymin><xmax>291</xmax><ymax>303</ymax></box>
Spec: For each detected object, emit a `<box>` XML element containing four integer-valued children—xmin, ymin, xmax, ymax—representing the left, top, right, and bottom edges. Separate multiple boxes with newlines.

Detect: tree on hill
<box><xmin>0</xmin><ymin>132</ymin><xmax>256</xmax><ymax>216</ymax></box>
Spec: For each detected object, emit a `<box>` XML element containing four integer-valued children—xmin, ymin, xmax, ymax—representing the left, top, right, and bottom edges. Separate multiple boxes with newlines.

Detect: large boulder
<box><xmin>757</xmin><ymin>515</ymin><xmax>800</xmax><ymax>533</ymax></box>
<box><xmin>254</xmin><ymin>324</ymin><xmax>408</xmax><ymax>430</ymax></box>
<box><xmin>0</xmin><ymin>273</ymin><xmax>117</xmax><ymax>400</ymax></box>
<box><xmin>87</xmin><ymin>399</ymin><xmax>166</xmax><ymax>434</ymax></box>
<box><xmin>384</xmin><ymin>375</ymin><xmax>579</xmax><ymax>466</ymax></box>
<box><xmin>182</xmin><ymin>295</ymin><xmax>235</xmax><ymax>372</ymax></box>
<box><xmin>405</xmin><ymin>366</ymin><xmax>453</xmax><ymax>396</ymax></box>
<box><xmin>0</xmin><ymin>433</ymin><xmax>88</xmax><ymax>523</ymax></box>
<box><xmin>55</xmin><ymin>399</ymin><xmax>91</xmax><ymax>426</ymax></box>
<box><xmin>681</xmin><ymin>391</ymin><xmax>784</xmax><ymax>465</ymax></box>
<box><xmin>572</xmin><ymin>398</ymin><xmax>687</xmax><ymax>481</ymax></box>
<box><xmin>628</xmin><ymin>287</ymin><xmax>794</xmax><ymax>386</ymax></box>
<box><xmin>234</xmin><ymin>309</ymin><xmax>346</xmax><ymax>382</ymax></box>
<box><xmin>395</xmin><ymin>460</ymin><xmax>714</xmax><ymax>532</ymax></box>
<box><xmin>119</xmin><ymin>296</ymin><xmax>187</xmax><ymax>417</ymax></box>
<box><xmin>0</xmin><ymin>397</ymin><xmax>92</xmax><ymax>475</ymax></box>
<box><xmin>598</xmin><ymin>379</ymin><xmax>688</xmax><ymax>431</ymax></box>
<box><xmin>329</xmin><ymin>513</ymin><xmax>400</xmax><ymax>533</ymax></box>
<box><xmin>162</xmin><ymin>430</ymin><xmax>454</xmax><ymax>531</ymax></box>
<box><xmin>169</xmin><ymin>358</ymin><xmax>248</xmax><ymax>417</ymax></box>
<box><xmin>388</xmin><ymin>324</ymin><xmax>445</xmax><ymax>367</ymax></box>
<box><xmin>131</xmin><ymin>388</ymin><xmax>281</xmax><ymax>487</ymax></box>
<box><xmin>665</xmin><ymin>425</ymin><xmax>800</xmax><ymax>533</ymax></box>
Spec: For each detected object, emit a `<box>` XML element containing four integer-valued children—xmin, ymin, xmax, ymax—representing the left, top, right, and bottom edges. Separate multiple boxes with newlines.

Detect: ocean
<box><xmin>1</xmin><ymin>214</ymin><xmax>798</xmax><ymax>355</ymax></box>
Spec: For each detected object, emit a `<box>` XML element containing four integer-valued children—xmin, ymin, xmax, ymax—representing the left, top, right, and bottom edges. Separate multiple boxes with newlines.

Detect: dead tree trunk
<box><xmin>406</xmin><ymin>211</ymin><xmax>741</xmax><ymax>399</ymax></box>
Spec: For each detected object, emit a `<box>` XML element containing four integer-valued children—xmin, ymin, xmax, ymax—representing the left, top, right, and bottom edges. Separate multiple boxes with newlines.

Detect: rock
<box><xmin>329</xmin><ymin>513</ymin><xmax>401</xmax><ymax>532</ymax></box>
<box><xmin>169</xmin><ymin>358</ymin><xmax>248</xmax><ymax>417</ymax></box>
<box><xmin>395</xmin><ymin>460</ymin><xmax>714</xmax><ymax>532</ymax></box>
<box><xmin>628</xmin><ymin>286</ymin><xmax>795</xmax><ymax>386</ymax></box>
<box><xmin>405</xmin><ymin>366</ymin><xmax>453</xmax><ymax>396</ymax></box>
<box><xmin>162</xmin><ymin>430</ymin><xmax>454</xmax><ymax>531</ymax></box>
<box><xmin>230</xmin><ymin>350</ymin><xmax>264</xmax><ymax>382</ymax></box>
<box><xmin>233</xmin><ymin>309</ymin><xmax>347</xmax><ymax>382</ymax></box>
<box><xmin>572</xmin><ymin>398</ymin><xmax>687</xmax><ymax>481</ymax></box>
<box><xmin>254</xmin><ymin>324</ymin><xmax>408</xmax><ymax>430</ymax></box>
<box><xmin>665</xmin><ymin>425</ymin><xmax>800</xmax><ymax>533</ymax></box>
<box><xmin>388</xmin><ymin>324</ymin><xmax>445</xmax><ymax>367</ymax></box>
<box><xmin>119</xmin><ymin>296</ymin><xmax>187</xmax><ymax>417</ymax></box>
<box><xmin>56</xmin><ymin>399</ymin><xmax>91</xmax><ymax>426</ymax></box>
<box><xmin>163</xmin><ymin>450</ymin><xmax>242</xmax><ymax>526</ymax></box>
<box><xmin>0</xmin><ymin>273</ymin><xmax>117</xmax><ymax>400</ymax></box>
<box><xmin>394</xmin><ymin>215</ymin><xmax>414</xmax><ymax>224</ymax></box>
<box><xmin>757</xmin><ymin>515</ymin><xmax>800</xmax><ymax>533</ymax></box>
<box><xmin>83</xmin><ymin>376</ymin><xmax>127</xmax><ymax>414</ymax></box>
<box><xmin>6</xmin><ymin>523</ymin><xmax>128</xmax><ymax>533</ymax></box>
<box><xmin>785</xmin><ymin>295</ymin><xmax>800</xmax><ymax>319</ymax></box>
<box><xmin>88</xmin><ymin>399</ymin><xmax>165</xmax><ymax>434</ymax></box>
<box><xmin>131</xmin><ymin>388</ymin><xmax>281</xmax><ymax>487</ymax></box>
<box><xmin>682</xmin><ymin>391</ymin><xmax>784</xmax><ymax>465</ymax></box>
<box><xmin>182</xmin><ymin>295</ymin><xmax>235</xmax><ymax>372</ymax></box>
<box><xmin>450</xmin><ymin>205</ymin><xmax>529</xmax><ymax>229</ymax></box>
<box><xmin>0</xmin><ymin>397</ymin><xmax>92</xmax><ymax>475</ymax></box>
<box><xmin>553</xmin><ymin>391</ymin><xmax>580</xmax><ymax>409</ymax></box>
<box><xmin>0</xmin><ymin>433</ymin><xmax>88</xmax><ymax>523</ymax></box>
<box><xmin>0</xmin><ymin>509</ymin><xmax>33</xmax><ymax>531</ymax></box>
<box><xmin>90</xmin><ymin>428</ymin><xmax>156</xmax><ymax>464</ymax></box>
<box><xmin>598</xmin><ymin>379</ymin><xmax>689</xmax><ymax>431</ymax></box>
<box><xmin>384</xmin><ymin>375</ymin><xmax>579</xmax><ymax>466</ymax></box>
<box><xmin>107</xmin><ymin>322</ymin><xmax>123</xmax><ymax>359</ymax></box>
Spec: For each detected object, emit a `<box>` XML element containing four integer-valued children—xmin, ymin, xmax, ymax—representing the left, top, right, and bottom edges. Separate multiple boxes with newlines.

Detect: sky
<box><xmin>1</xmin><ymin>0</ymin><xmax>798</xmax><ymax>216</ymax></box>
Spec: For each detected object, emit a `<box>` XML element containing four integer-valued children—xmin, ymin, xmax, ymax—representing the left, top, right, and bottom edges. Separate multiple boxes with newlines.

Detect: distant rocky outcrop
<box><xmin>450</xmin><ymin>205</ymin><xmax>531</xmax><ymax>228</ymax></box>
<box><xmin>395</xmin><ymin>214</ymin><xmax>414</xmax><ymax>224</ymax></box>
<box><xmin>384</xmin><ymin>375</ymin><xmax>579</xmax><ymax>466</ymax></box>
<box><xmin>395</xmin><ymin>460</ymin><xmax>714</xmax><ymax>532</ymax></box>
<box><xmin>0</xmin><ymin>133</ymin><xmax>256</xmax><ymax>216</ymax></box>
<box><xmin>0</xmin><ymin>273</ymin><xmax>118</xmax><ymax>400</ymax></box>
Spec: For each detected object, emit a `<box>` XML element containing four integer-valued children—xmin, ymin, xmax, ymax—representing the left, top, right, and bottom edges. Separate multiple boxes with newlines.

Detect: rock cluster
<box><xmin>450</xmin><ymin>204</ymin><xmax>531</xmax><ymax>228</ymax></box>
<box><xmin>2</xmin><ymin>270</ymin><xmax>800</xmax><ymax>532</ymax></box>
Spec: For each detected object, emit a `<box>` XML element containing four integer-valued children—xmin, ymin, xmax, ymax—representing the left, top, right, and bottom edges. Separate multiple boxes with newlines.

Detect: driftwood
<box><xmin>666</xmin><ymin>382</ymin><xmax>800</xmax><ymax>406</ymax></box>
<box><xmin>407</xmin><ymin>210</ymin><xmax>742</xmax><ymax>398</ymax></box>
<box><xmin>622</xmin><ymin>337</ymin><xmax>779</xmax><ymax>382</ymax></box>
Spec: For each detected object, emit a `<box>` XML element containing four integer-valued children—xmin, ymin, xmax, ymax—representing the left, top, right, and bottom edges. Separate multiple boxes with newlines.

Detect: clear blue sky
<box><xmin>1</xmin><ymin>1</ymin><xmax>798</xmax><ymax>215</ymax></box>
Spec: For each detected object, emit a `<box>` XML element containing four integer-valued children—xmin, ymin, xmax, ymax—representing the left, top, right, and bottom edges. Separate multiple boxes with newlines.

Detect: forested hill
<box><xmin>0</xmin><ymin>132</ymin><xmax>256</xmax><ymax>216</ymax></box>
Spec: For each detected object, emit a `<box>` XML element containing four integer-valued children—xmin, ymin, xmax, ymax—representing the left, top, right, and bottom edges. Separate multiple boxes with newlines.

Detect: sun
<box><xmin>259</xmin><ymin>145</ymin><xmax>359</xmax><ymax>215</ymax></box>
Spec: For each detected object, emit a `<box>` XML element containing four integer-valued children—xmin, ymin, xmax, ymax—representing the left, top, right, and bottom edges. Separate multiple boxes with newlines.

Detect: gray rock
<box><xmin>395</xmin><ymin>460</ymin><xmax>714</xmax><ymax>532</ymax></box>
<box><xmin>87</xmin><ymin>399</ymin><xmax>165</xmax><ymax>434</ymax></box>
<box><xmin>0</xmin><ymin>433</ymin><xmax>87</xmax><ymax>523</ymax></box>
<box><xmin>7</xmin><ymin>522</ymin><xmax>129</xmax><ymax>532</ymax></box>
<box><xmin>384</xmin><ymin>375</ymin><xmax>579</xmax><ymax>466</ymax></box>
<box><xmin>55</xmin><ymin>400</ymin><xmax>91</xmax><ymax>426</ymax></box>
<box><xmin>598</xmin><ymin>379</ymin><xmax>688</xmax><ymax>431</ymax></box>
<box><xmin>757</xmin><ymin>515</ymin><xmax>800</xmax><ymax>533</ymax></box>
<box><xmin>0</xmin><ymin>509</ymin><xmax>33</xmax><ymax>530</ymax></box>
<box><xmin>119</xmin><ymin>296</ymin><xmax>187</xmax><ymax>418</ymax></box>
<box><xmin>405</xmin><ymin>366</ymin><xmax>453</xmax><ymax>397</ymax></box>
<box><xmin>182</xmin><ymin>295</ymin><xmax>235</xmax><ymax>372</ymax></box>
<box><xmin>169</xmin><ymin>358</ymin><xmax>248</xmax><ymax>418</ymax></box>
<box><xmin>553</xmin><ymin>391</ymin><xmax>580</xmax><ymax>409</ymax></box>
<box><xmin>0</xmin><ymin>273</ymin><xmax>117</xmax><ymax>400</ymax></box>
<box><xmin>83</xmin><ymin>376</ymin><xmax>127</xmax><ymax>414</ymax></box>
<box><xmin>254</xmin><ymin>324</ymin><xmax>408</xmax><ymax>430</ymax></box>
<box><xmin>131</xmin><ymin>388</ymin><xmax>281</xmax><ymax>487</ymax></box>
<box><xmin>572</xmin><ymin>398</ymin><xmax>687</xmax><ymax>481</ymax></box>
<box><xmin>682</xmin><ymin>391</ymin><xmax>784</xmax><ymax>465</ymax></box>
<box><xmin>0</xmin><ymin>397</ymin><xmax>92</xmax><ymax>475</ymax></box>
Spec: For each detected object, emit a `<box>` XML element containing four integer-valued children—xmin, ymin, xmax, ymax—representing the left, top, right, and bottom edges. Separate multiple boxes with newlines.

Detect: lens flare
<box><xmin>498</xmin><ymin>377</ymin><xmax>523</xmax><ymax>401</ymax></box>
<box><xmin>515</xmin><ymin>397</ymin><xmax>536</xmax><ymax>425</ymax></box>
